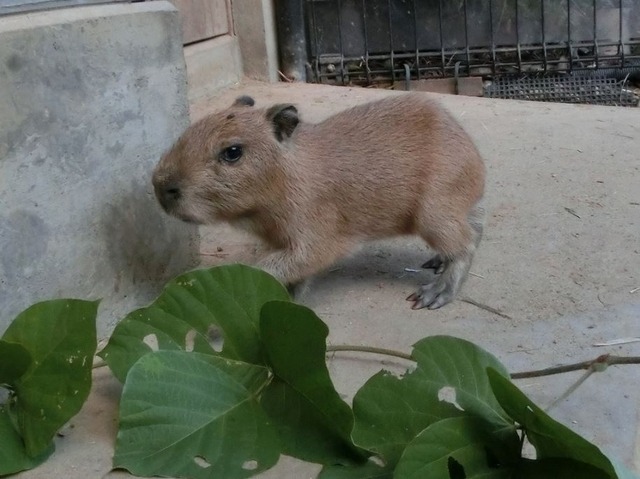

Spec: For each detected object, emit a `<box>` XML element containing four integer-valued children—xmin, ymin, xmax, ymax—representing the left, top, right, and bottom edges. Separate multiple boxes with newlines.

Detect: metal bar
<box><xmin>438</xmin><ymin>0</ymin><xmax>445</xmax><ymax>76</ymax></box>
<box><xmin>463</xmin><ymin>0</ymin><xmax>470</xmax><ymax>74</ymax></box>
<box><xmin>307</xmin><ymin>0</ymin><xmax>320</xmax><ymax>82</ymax></box>
<box><xmin>489</xmin><ymin>0</ymin><xmax>496</xmax><ymax>74</ymax></box>
<box><xmin>412</xmin><ymin>0</ymin><xmax>420</xmax><ymax>80</ymax></box>
<box><xmin>619</xmin><ymin>0</ymin><xmax>625</xmax><ymax>65</ymax></box>
<box><xmin>387</xmin><ymin>0</ymin><xmax>395</xmax><ymax>82</ymax></box>
<box><xmin>361</xmin><ymin>0</ymin><xmax>371</xmax><ymax>84</ymax></box>
<box><xmin>515</xmin><ymin>0</ymin><xmax>522</xmax><ymax>73</ymax></box>
<box><xmin>567</xmin><ymin>0</ymin><xmax>573</xmax><ymax>72</ymax></box>
<box><xmin>541</xmin><ymin>0</ymin><xmax>547</xmax><ymax>73</ymax></box>
<box><xmin>593</xmin><ymin>0</ymin><xmax>599</xmax><ymax>68</ymax></box>
<box><xmin>336</xmin><ymin>0</ymin><xmax>346</xmax><ymax>85</ymax></box>
<box><xmin>275</xmin><ymin>0</ymin><xmax>308</xmax><ymax>81</ymax></box>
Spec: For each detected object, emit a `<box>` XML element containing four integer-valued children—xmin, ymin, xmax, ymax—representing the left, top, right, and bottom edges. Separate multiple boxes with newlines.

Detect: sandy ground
<box><xmin>15</xmin><ymin>81</ymin><xmax>640</xmax><ymax>478</ymax></box>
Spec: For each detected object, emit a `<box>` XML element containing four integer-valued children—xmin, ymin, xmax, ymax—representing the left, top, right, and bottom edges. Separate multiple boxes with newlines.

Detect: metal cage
<box><xmin>289</xmin><ymin>0</ymin><xmax>640</xmax><ymax>89</ymax></box>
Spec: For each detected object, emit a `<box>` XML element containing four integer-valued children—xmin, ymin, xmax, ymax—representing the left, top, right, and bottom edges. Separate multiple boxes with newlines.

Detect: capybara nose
<box><xmin>154</xmin><ymin>179</ymin><xmax>181</xmax><ymax>212</ymax></box>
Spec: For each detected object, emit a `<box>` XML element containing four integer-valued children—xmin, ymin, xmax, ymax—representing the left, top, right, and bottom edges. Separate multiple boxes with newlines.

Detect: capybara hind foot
<box><xmin>407</xmin><ymin>276</ymin><xmax>452</xmax><ymax>310</ymax></box>
<box><xmin>408</xmin><ymin>253</ymin><xmax>473</xmax><ymax>309</ymax></box>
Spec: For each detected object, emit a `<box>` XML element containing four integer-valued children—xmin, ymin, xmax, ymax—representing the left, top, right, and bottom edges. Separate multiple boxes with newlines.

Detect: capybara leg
<box><xmin>408</xmin><ymin>201</ymin><xmax>484</xmax><ymax>309</ymax></box>
<box><xmin>422</xmin><ymin>255</ymin><xmax>446</xmax><ymax>274</ymax></box>
<box><xmin>256</xmin><ymin>239</ymin><xmax>352</xmax><ymax>289</ymax></box>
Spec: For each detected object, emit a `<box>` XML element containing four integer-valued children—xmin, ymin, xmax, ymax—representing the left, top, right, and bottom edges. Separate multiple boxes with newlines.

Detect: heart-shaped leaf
<box><xmin>100</xmin><ymin>265</ymin><xmax>290</xmax><ymax>382</ymax></box>
<box><xmin>394</xmin><ymin>416</ymin><xmax>519</xmax><ymax>479</ymax></box>
<box><xmin>487</xmin><ymin>368</ymin><xmax>636</xmax><ymax>479</ymax></box>
<box><xmin>0</xmin><ymin>407</ymin><xmax>53</xmax><ymax>476</ymax></box>
<box><xmin>411</xmin><ymin>336</ymin><xmax>512</xmax><ymax>425</ymax></box>
<box><xmin>351</xmin><ymin>370</ymin><xmax>466</xmax><ymax>465</ymax></box>
<box><xmin>0</xmin><ymin>341</ymin><xmax>31</xmax><ymax>385</ymax></box>
<box><xmin>259</xmin><ymin>300</ymin><xmax>364</xmax><ymax>465</ymax></box>
<box><xmin>352</xmin><ymin>336</ymin><xmax>515</xmax><ymax>466</ymax></box>
<box><xmin>115</xmin><ymin>351</ymin><xmax>279</xmax><ymax>479</ymax></box>
<box><xmin>1</xmin><ymin>299</ymin><xmax>98</xmax><ymax>457</ymax></box>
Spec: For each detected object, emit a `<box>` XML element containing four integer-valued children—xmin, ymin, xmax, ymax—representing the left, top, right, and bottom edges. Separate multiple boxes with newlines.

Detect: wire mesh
<box><xmin>484</xmin><ymin>74</ymin><xmax>639</xmax><ymax>106</ymax></box>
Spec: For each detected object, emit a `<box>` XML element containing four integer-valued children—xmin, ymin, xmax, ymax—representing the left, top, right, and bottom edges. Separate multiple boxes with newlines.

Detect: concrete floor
<box><xmin>16</xmin><ymin>81</ymin><xmax>640</xmax><ymax>478</ymax></box>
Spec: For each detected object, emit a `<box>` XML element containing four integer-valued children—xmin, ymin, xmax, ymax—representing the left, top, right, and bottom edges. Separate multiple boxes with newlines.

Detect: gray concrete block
<box><xmin>231</xmin><ymin>0</ymin><xmax>279</xmax><ymax>82</ymax></box>
<box><xmin>0</xmin><ymin>1</ymin><xmax>199</xmax><ymax>338</ymax></box>
<box><xmin>183</xmin><ymin>35</ymin><xmax>243</xmax><ymax>104</ymax></box>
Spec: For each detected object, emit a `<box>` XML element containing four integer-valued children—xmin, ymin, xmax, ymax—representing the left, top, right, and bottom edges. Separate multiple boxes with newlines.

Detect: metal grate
<box><xmin>284</xmin><ymin>0</ymin><xmax>640</xmax><ymax>90</ymax></box>
<box><xmin>484</xmin><ymin>73</ymin><xmax>639</xmax><ymax>106</ymax></box>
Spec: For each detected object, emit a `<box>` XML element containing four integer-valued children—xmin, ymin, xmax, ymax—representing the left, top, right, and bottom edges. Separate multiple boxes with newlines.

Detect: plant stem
<box><xmin>91</xmin><ymin>344</ymin><xmax>640</xmax><ymax>379</ymax></box>
<box><xmin>510</xmin><ymin>354</ymin><xmax>640</xmax><ymax>379</ymax></box>
<box><xmin>326</xmin><ymin>345</ymin><xmax>413</xmax><ymax>361</ymax></box>
<box><xmin>325</xmin><ymin>346</ymin><xmax>640</xmax><ymax>380</ymax></box>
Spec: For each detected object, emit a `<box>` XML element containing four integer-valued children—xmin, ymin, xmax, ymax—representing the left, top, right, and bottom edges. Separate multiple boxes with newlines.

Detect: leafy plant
<box><xmin>103</xmin><ymin>266</ymin><xmax>364</xmax><ymax>478</ymax></box>
<box><xmin>100</xmin><ymin>265</ymin><xmax>638</xmax><ymax>479</ymax></box>
<box><xmin>1</xmin><ymin>265</ymin><xmax>638</xmax><ymax>479</ymax></box>
<box><xmin>0</xmin><ymin>299</ymin><xmax>98</xmax><ymax>476</ymax></box>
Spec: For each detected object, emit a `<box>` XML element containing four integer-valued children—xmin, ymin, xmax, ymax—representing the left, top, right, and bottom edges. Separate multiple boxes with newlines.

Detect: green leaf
<box><xmin>259</xmin><ymin>301</ymin><xmax>364</xmax><ymax>465</ymax></box>
<box><xmin>411</xmin><ymin>336</ymin><xmax>512</xmax><ymax>425</ymax></box>
<box><xmin>2</xmin><ymin>299</ymin><xmax>98</xmax><ymax>457</ymax></box>
<box><xmin>487</xmin><ymin>368</ymin><xmax>623</xmax><ymax>478</ymax></box>
<box><xmin>100</xmin><ymin>265</ymin><xmax>290</xmax><ymax>382</ymax></box>
<box><xmin>0</xmin><ymin>407</ymin><xmax>54</xmax><ymax>476</ymax></box>
<box><xmin>518</xmin><ymin>458</ymin><xmax>611</xmax><ymax>478</ymax></box>
<box><xmin>318</xmin><ymin>460</ymin><xmax>394</xmax><ymax>479</ymax></box>
<box><xmin>394</xmin><ymin>416</ymin><xmax>518</xmax><ymax>479</ymax></box>
<box><xmin>351</xmin><ymin>370</ymin><xmax>466</xmax><ymax>464</ymax></box>
<box><xmin>0</xmin><ymin>340</ymin><xmax>31</xmax><ymax>385</ymax></box>
<box><xmin>114</xmin><ymin>351</ymin><xmax>279</xmax><ymax>479</ymax></box>
<box><xmin>352</xmin><ymin>336</ymin><xmax>516</xmax><ymax>466</ymax></box>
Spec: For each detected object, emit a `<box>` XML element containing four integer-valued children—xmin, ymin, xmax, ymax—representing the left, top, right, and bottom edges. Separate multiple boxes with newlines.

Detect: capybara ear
<box><xmin>233</xmin><ymin>95</ymin><xmax>255</xmax><ymax>107</ymax></box>
<box><xmin>266</xmin><ymin>104</ymin><xmax>299</xmax><ymax>141</ymax></box>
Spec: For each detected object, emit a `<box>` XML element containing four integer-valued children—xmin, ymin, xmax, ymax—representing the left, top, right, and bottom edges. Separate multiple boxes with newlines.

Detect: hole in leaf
<box><xmin>447</xmin><ymin>456</ymin><xmax>466</xmax><ymax>479</ymax></box>
<box><xmin>368</xmin><ymin>456</ymin><xmax>386</xmax><ymax>467</ymax></box>
<box><xmin>242</xmin><ymin>460</ymin><xmax>258</xmax><ymax>470</ymax></box>
<box><xmin>142</xmin><ymin>334</ymin><xmax>159</xmax><ymax>351</ymax></box>
<box><xmin>208</xmin><ymin>326</ymin><xmax>224</xmax><ymax>353</ymax></box>
<box><xmin>193</xmin><ymin>456</ymin><xmax>211</xmax><ymax>468</ymax></box>
<box><xmin>438</xmin><ymin>386</ymin><xmax>464</xmax><ymax>411</ymax></box>
<box><xmin>381</xmin><ymin>370</ymin><xmax>403</xmax><ymax>380</ymax></box>
<box><xmin>185</xmin><ymin>329</ymin><xmax>197</xmax><ymax>352</ymax></box>
<box><xmin>522</xmin><ymin>437</ymin><xmax>537</xmax><ymax>459</ymax></box>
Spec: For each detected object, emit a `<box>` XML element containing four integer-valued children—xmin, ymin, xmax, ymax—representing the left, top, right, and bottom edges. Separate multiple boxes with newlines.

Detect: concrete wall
<box><xmin>231</xmin><ymin>0</ymin><xmax>279</xmax><ymax>83</ymax></box>
<box><xmin>0</xmin><ymin>1</ymin><xmax>199</xmax><ymax>338</ymax></box>
<box><xmin>184</xmin><ymin>35</ymin><xmax>243</xmax><ymax>104</ymax></box>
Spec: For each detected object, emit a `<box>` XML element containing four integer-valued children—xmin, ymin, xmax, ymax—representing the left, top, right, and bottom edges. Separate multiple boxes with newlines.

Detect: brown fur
<box><xmin>153</xmin><ymin>93</ymin><xmax>486</xmax><ymax>309</ymax></box>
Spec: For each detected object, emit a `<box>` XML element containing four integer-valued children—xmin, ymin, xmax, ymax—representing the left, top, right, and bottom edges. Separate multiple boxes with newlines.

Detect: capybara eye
<box><xmin>221</xmin><ymin>145</ymin><xmax>243</xmax><ymax>163</ymax></box>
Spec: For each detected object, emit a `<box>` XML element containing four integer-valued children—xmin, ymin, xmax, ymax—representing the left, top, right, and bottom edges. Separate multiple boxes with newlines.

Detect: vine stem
<box><xmin>92</xmin><ymin>345</ymin><xmax>640</xmax><ymax>380</ymax></box>
<box><xmin>326</xmin><ymin>345</ymin><xmax>413</xmax><ymax>361</ymax></box>
<box><xmin>510</xmin><ymin>354</ymin><xmax>640</xmax><ymax>379</ymax></box>
<box><xmin>325</xmin><ymin>345</ymin><xmax>640</xmax><ymax>380</ymax></box>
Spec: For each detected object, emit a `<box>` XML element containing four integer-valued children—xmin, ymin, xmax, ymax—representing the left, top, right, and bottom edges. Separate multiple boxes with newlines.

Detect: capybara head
<box><xmin>152</xmin><ymin>95</ymin><xmax>299</xmax><ymax>224</ymax></box>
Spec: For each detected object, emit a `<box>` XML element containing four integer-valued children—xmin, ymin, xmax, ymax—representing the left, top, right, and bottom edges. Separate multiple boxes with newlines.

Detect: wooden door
<box><xmin>169</xmin><ymin>0</ymin><xmax>231</xmax><ymax>45</ymax></box>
